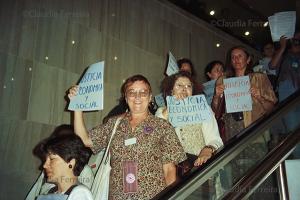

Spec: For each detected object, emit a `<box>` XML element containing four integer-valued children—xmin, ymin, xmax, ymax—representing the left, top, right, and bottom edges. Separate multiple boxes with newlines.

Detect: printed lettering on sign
<box><xmin>167</xmin><ymin>94</ymin><xmax>211</xmax><ymax>127</ymax></box>
<box><xmin>223</xmin><ymin>76</ymin><xmax>252</xmax><ymax>113</ymax></box>
<box><xmin>68</xmin><ymin>61</ymin><xmax>104</xmax><ymax>111</ymax></box>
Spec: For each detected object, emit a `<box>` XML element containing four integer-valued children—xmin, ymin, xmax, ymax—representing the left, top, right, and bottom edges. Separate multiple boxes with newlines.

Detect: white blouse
<box><xmin>155</xmin><ymin>106</ymin><xmax>223</xmax><ymax>155</ymax></box>
<box><xmin>68</xmin><ymin>185</ymin><xmax>94</xmax><ymax>200</ymax></box>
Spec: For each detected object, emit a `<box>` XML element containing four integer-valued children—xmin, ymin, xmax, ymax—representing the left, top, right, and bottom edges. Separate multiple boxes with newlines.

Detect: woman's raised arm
<box><xmin>68</xmin><ymin>86</ymin><xmax>93</xmax><ymax>147</ymax></box>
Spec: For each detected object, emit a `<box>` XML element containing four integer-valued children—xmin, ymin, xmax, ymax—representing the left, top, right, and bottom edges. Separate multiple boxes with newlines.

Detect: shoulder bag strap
<box><xmin>102</xmin><ymin>117</ymin><xmax>122</xmax><ymax>162</ymax></box>
<box><xmin>64</xmin><ymin>184</ymin><xmax>78</xmax><ymax>195</ymax></box>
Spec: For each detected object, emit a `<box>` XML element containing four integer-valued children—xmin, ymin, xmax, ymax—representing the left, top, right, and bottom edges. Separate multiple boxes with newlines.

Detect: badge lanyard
<box><xmin>122</xmin><ymin>117</ymin><xmax>139</xmax><ymax>194</ymax></box>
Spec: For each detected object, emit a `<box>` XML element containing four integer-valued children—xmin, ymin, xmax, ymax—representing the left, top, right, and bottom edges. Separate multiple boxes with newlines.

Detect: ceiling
<box><xmin>168</xmin><ymin>0</ymin><xmax>299</xmax><ymax>51</ymax></box>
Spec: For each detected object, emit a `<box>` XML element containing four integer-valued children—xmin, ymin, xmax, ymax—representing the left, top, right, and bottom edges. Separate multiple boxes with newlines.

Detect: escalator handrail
<box><xmin>222</xmin><ymin>128</ymin><xmax>300</xmax><ymax>200</ymax></box>
<box><xmin>153</xmin><ymin>89</ymin><xmax>300</xmax><ymax>200</ymax></box>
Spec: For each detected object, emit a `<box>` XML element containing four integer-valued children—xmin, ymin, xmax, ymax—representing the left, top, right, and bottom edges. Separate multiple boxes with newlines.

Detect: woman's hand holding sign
<box><xmin>250</xmin><ymin>87</ymin><xmax>261</xmax><ymax>100</ymax></box>
<box><xmin>215</xmin><ymin>84</ymin><xmax>225</xmax><ymax>98</ymax></box>
<box><xmin>68</xmin><ymin>85</ymin><xmax>79</xmax><ymax>99</ymax></box>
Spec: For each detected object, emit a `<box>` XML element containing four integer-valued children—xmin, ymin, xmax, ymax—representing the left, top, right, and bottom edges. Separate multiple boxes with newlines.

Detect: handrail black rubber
<box><xmin>222</xmin><ymin>128</ymin><xmax>300</xmax><ymax>200</ymax></box>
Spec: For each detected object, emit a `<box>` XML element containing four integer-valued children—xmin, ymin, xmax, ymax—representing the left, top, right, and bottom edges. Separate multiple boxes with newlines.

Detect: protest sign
<box><xmin>223</xmin><ymin>76</ymin><xmax>252</xmax><ymax>113</ymax></box>
<box><xmin>167</xmin><ymin>94</ymin><xmax>211</xmax><ymax>127</ymax></box>
<box><xmin>154</xmin><ymin>93</ymin><xmax>165</xmax><ymax>107</ymax></box>
<box><xmin>166</xmin><ymin>51</ymin><xmax>179</xmax><ymax>76</ymax></box>
<box><xmin>68</xmin><ymin>61</ymin><xmax>104</xmax><ymax>111</ymax></box>
<box><xmin>203</xmin><ymin>79</ymin><xmax>216</xmax><ymax>105</ymax></box>
<box><xmin>268</xmin><ymin>11</ymin><xmax>296</xmax><ymax>42</ymax></box>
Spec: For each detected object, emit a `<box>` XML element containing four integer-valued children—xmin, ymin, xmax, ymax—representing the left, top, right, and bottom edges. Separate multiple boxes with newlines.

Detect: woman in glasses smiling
<box><xmin>68</xmin><ymin>74</ymin><xmax>186</xmax><ymax>200</ymax></box>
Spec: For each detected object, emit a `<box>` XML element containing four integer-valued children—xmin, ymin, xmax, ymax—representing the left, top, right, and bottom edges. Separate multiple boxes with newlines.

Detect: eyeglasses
<box><xmin>174</xmin><ymin>83</ymin><xmax>192</xmax><ymax>90</ymax></box>
<box><xmin>126</xmin><ymin>89</ymin><xmax>149</xmax><ymax>98</ymax></box>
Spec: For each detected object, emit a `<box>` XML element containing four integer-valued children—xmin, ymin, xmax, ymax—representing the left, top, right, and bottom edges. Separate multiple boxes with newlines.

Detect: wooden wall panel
<box><xmin>34</xmin><ymin>18</ymin><xmax>69</xmax><ymax>71</ymax></box>
<box><xmin>0</xmin><ymin>119</ymin><xmax>55</xmax><ymax>200</ymax></box>
<box><xmin>0</xmin><ymin>53</ymin><xmax>33</xmax><ymax>120</ymax></box>
<box><xmin>26</xmin><ymin>62</ymin><xmax>78</xmax><ymax>125</ymax></box>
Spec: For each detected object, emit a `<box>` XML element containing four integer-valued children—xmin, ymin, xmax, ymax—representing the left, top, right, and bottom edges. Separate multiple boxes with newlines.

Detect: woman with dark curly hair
<box><xmin>156</xmin><ymin>71</ymin><xmax>223</xmax><ymax>170</ymax></box>
<box><xmin>177</xmin><ymin>58</ymin><xmax>196</xmax><ymax>78</ymax></box>
<box><xmin>177</xmin><ymin>58</ymin><xmax>203</xmax><ymax>93</ymax></box>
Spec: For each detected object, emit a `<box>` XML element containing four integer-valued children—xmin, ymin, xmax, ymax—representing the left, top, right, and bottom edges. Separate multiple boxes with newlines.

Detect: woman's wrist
<box><xmin>258</xmin><ymin>96</ymin><xmax>266</xmax><ymax>104</ymax></box>
<box><xmin>212</xmin><ymin>95</ymin><xmax>220</xmax><ymax>104</ymax></box>
<box><xmin>200</xmin><ymin>145</ymin><xmax>216</xmax><ymax>156</ymax></box>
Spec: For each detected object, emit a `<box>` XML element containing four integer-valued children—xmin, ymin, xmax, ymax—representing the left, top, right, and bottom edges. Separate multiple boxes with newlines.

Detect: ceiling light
<box><xmin>263</xmin><ymin>22</ymin><xmax>268</xmax><ymax>27</ymax></box>
<box><xmin>72</xmin><ymin>40</ymin><xmax>75</xmax><ymax>44</ymax></box>
<box><xmin>3</xmin><ymin>85</ymin><xmax>7</xmax><ymax>89</ymax></box>
<box><xmin>114</xmin><ymin>56</ymin><xmax>118</xmax><ymax>60</ymax></box>
<box><xmin>11</xmin><ymin>77</ymin><xmax>14</xmax><ymax>81</ymax></box>
<box><xmin>244</xmin><ymin>31</ymin><xmax>250</xmax><ymax>36</ymax></box>
<box><xmin>216</xmin><ymin>43</ymin><xmax>220</xmax><ymax>47</ymax></box>
<box><xmin>45</xmin><ymin>56</ymin><xmax>49</xmax><ymax>60</ymax></box>
<box><xmin>209</xmin><ymin>10</ymin><xmax>215</xmax><ymax>16</ymax></box>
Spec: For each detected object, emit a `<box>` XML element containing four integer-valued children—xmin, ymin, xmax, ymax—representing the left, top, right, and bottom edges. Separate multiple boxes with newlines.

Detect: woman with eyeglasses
<box><xmin>155</xmin><ymin>71</ymin><xmax>223</xmax><ymax>174</ymax></box>
<box><xmin>68</xmin><ymin>74</ymin><xmax>186</xmax><ymax>200</ymax></box>
<box><xmin>177</xmin><ymin>58</ymin><xmax>203</xmax><ymax>94</ymax></box>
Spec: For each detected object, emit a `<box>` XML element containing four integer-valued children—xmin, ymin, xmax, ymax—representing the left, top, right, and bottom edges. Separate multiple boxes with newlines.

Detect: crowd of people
<box><xmin>26</xmin><ymin>31</ymin><xmax>300</xmax><ymax>200</ymax></box>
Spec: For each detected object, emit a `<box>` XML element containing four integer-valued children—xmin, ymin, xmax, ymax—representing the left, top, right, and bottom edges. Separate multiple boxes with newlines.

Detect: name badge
<box><xmin>124</xmin><ymin>137</ymin><xmax>137</xmax><ymax>146</ymax></box>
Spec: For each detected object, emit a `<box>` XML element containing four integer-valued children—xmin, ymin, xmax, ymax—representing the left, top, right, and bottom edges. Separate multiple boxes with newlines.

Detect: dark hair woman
<box><xmin>157</xmin><ymin>71</ymin><xmax>223</xmax><ymax>168</ymax></box>
<box><xmin>204</xmin><ymin>60</ymin><xmax>225</xmax><ymax>81</ymax></box>
<box><xmin>36</xmin><ymin>133</ymin><xmax>93</xmax><ymax>200</ymax></box>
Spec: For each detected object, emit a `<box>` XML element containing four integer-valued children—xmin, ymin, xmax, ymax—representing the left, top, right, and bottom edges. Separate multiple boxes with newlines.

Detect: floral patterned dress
<box><xmin>89</xmin><ymin>113</ymin><xmax>186</xmax><ymax>200</ymax></box>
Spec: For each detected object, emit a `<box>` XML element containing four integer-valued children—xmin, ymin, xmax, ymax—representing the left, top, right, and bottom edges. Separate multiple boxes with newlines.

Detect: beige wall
<box><xmin>0</xmin><ymin>0</ymin><xmax>260</xmax><ymax>199</ymax></box>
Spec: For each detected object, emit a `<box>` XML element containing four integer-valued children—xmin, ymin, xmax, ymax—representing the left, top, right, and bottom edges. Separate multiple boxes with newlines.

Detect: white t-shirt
<box><xmin>26</xmin><ymin>165</ymin><xmax>94</xmax><ymax>200</ymax></box>
<box><xmin>68</xmin><ymin>185</ymin><xmax>93</xmax><ymax>200</ymax></box>
<box><xmin>36</xmin><ymin>185</ymin><xmax>93</xmax><ymax>200</ymax></box>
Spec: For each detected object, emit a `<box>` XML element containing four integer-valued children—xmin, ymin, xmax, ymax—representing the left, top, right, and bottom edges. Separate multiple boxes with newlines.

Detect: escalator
<box><xmin>153</xmin><ymin>90</ymin><xmax>300</xmax><ymax>200</ymax></box>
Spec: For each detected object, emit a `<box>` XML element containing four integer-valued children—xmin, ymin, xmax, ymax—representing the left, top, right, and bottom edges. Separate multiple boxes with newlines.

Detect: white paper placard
<box><xmin>167</xmin><ymin>95</ymin><xmax>211</xmax><ymax>127</ymax></box>
<box><xmin>68</xmin><ymin>61</ymin><xmax>104</xmax><ymax>111</ymax></box>
<box><xmin>223</xmin><ymin>76</ymin><xmax>252</xmax><ymax>113</ymax></box>
<box><xmin>166</xmin><ymin>51</ymin><xmax>179</xmax><ymax>76</ymax></box>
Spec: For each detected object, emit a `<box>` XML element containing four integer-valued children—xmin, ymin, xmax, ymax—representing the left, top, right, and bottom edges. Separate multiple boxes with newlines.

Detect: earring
<box><xmin>149</xmin><ymin>100</ymin><xmax>155</xmax><ymax>107</ymax></box>
<box><xmin>69</xmin><ymin>164</ymin><xmax>72</xmax><ymax>169</ymax></box>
